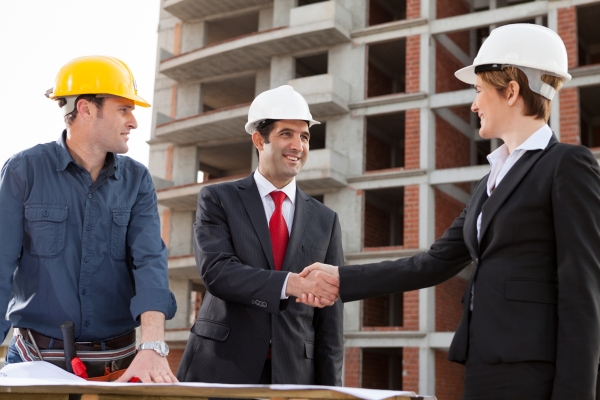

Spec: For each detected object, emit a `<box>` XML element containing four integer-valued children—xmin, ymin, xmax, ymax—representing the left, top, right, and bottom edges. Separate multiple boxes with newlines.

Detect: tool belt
<box><xmin>14</xmin><ymin>328</ymin><xmax>137</xmax><ymax>381</ymax></box>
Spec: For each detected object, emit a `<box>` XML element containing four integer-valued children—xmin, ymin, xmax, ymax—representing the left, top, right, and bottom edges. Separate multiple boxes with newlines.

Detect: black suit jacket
<box><xmin>177</xmin><ymin>174</ymin><xmax>344</xmax><ymax>385</ymax></box>
<box><xmin>339</xmin><ymin>137</ymin><xmax>600</xmax><ymax>399</ymax></box>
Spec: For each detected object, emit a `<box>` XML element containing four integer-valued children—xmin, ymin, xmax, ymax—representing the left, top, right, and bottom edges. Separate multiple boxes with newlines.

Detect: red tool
<box><xmin>128</xmin><ymin>376</ymin><xmax>142</xmax><ymax>383</ymax></box>
<box><xmin>71</xmin><ymin>357</ymin><xmax>88</xmax><ymax>378</ymax></box>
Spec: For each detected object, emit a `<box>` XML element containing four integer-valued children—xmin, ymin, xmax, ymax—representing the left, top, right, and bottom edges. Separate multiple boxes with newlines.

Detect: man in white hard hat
<box><xmin>300</xmin><ymin>24</ymin><xmax>600</xmax><ymax>399</ymax></box>
<box><xmin>177</xmin><ymin>85</ymin><xmax>344</xmax><ymax>385</ymax></box>
<box><xmin>0</xmin><ymin>56</ymin><xmax>177</xmax><ymax>383</ymax></box>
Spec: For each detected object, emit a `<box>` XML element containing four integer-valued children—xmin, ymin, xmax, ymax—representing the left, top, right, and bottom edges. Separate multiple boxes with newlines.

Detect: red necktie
<box><xmin>269</xmin><ymin>191</ymin><xmax>289</xmax><ymax>271</ymax></box>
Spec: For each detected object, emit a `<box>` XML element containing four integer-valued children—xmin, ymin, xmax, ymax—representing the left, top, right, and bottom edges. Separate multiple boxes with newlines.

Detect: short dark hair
<box><xmin>60</xmin><ymin>95</ymin><xmax>105</xmax><ymax>126</ymax></box>
<box><xmin>254</xmin><ymin>119</ymin><xmax>279</xmax><ymax>159</ymax></box>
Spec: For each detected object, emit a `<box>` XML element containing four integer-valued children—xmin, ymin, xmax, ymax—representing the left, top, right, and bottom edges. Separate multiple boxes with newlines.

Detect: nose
<box><xmin>289</xmin><ymin>133</ymin><xmax>303</xmax><ymax>152</ymax></box>
<box><xmin>471</xmin><ymin>99</ymin><xmax>478</xmax><ymax>114</ymax></box>
<box><xmin>128</xmin><ymin>113</ymin><xmax>138</xmax><ymax>130</ymax></box>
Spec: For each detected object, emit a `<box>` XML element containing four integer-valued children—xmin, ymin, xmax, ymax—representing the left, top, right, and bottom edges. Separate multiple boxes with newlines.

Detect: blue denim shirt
<box><xmin>0</xmin><ymin>132</ymin><xmax>176</xmax><ymax>342</ymax></box>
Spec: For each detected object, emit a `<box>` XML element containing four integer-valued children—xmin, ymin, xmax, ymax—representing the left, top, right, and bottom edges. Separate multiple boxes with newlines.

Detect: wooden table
<box><xmin>0</xmin><ymin>383</ymin><xmax>434</xmax><ymax>400</ymax></box>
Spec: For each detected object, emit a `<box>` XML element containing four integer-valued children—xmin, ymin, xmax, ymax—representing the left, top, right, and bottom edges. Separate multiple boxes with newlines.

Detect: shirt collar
<box><xmin>253</xmin><ymin>168</ymin><xmax>296</xmax><ymax>205</ymax></box>
<box><xmin>486</xmin><ymin>124</ymin><xmax>552</xmax><ymax>165</ymax></box>
<box><xmin>55</xmin><ymin>130</ymin><xmax>119</xmax><ymax>179</ymax></box>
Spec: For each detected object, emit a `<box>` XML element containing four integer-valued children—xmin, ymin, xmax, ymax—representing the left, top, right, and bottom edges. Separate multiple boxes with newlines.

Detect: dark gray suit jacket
<box><xmin>339</xmin><ymin>137</ymin><xmax>600</xmax><ymax>399</ymax></box>
<box><xmin>177</xmin><ymin>173</ymin><xmax>344</xmax><ymax>385</ymax></box>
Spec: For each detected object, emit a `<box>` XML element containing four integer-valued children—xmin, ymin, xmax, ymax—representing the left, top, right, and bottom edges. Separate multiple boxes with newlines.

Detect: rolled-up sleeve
<box><xmin>127</xmin><ymin>171</ymin><xmax>177</xmax><ymax>321</ymax></box>
<box><xmin>0</xmin><ymin>158</ymin><xmax>25</xmax><ymax>340</ymax></box>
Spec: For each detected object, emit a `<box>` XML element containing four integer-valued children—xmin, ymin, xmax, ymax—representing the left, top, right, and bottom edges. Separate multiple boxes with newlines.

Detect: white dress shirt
<box><xmin>471</xmin><ymin>124</ymin><xmax>552</xmax><ymax>310</ymax></box>
<box><xmin>253</xmin><ymin>168</ymin><xmax>296</xmax><ymax>298</ymax></box>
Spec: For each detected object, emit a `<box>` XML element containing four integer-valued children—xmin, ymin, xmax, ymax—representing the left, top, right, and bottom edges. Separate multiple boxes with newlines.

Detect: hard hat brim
<box><xmin>49</xmin><ymin>92</ymin><xmax>151</xmax><ymax>108</ymax></box>
<box><xmin>455</xmin><ymin>63</ymin><xmax>572</xmax><ymax>85</ymax></box>
<box><xmin>245</xmin><ymin>118</ymin><xmax>320</xmax><ymax>134</ymax></box>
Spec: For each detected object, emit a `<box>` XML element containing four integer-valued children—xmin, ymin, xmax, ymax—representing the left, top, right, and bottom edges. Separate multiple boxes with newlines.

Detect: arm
<box><xmin>128</xmin><ymin>171</ymin><xmax>177</xmax><ymax>321</ymax></box>
<box><xmin>550</xmin><ymin>146</ymin><xmax>600</xmax><ymax>399</ymax></box>
<box><xmin>313</xmin><ymin>214</ymin><xmax>344</xmax><ymax>385</ymax></box>
<box><xmin>0</xmin><ymin>159</ymin><xmax>25</xmax><ymax>341</ymax></box>
<box><xmin>195</xmin><ymin>186</ymin><xmax>290</xmax><ymax>314</ymax></box>
<box><xmin>116</xmin><ymin>311</ymin><xmax>177</xmax><ymax>383</ymax></box>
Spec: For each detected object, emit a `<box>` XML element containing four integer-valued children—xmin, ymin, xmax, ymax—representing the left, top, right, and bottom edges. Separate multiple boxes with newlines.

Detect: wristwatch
<box><xmin>138</xmin><ymin>340</ymin><xmax>169</xmax><ymax>357</ymax></box>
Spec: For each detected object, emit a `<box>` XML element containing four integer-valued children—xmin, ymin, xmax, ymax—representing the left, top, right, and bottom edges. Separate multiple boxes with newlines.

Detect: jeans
<box><xmin>4</xmin><ymin>337</ymin><xmax>24</xmax><ymax>365</ymax></box>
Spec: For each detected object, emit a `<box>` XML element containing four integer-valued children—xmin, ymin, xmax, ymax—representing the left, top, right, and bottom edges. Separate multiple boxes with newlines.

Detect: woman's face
<box><xmin>471</xmin><ymin>75</ymin><xmax>510</xmax><ymax>139</ymax></box>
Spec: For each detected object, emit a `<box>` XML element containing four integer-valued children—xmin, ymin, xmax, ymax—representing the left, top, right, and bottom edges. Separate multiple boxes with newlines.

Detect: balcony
<box><xmin>289</xmin><ymin>74</ymin><xmax>351</xmax><ymax>117</ymax></box>
<box><xmin>154</xmin><ymin>104</ymin><xmax>250</xmax><ymax>146</ymax></box>
<box><xmin>297</xmin><ymin>148</ymin><xmax>348</xmax><ymax>193</ymax></box>
<box><xmin>164</xmin><ymin>0</ymin><xmax>273</xmax><ymax>22</ymax></box>
<box><xmin>160</xmin><ymin>1</ymin><xmax>352</xmax><ymax>82</ymax></box>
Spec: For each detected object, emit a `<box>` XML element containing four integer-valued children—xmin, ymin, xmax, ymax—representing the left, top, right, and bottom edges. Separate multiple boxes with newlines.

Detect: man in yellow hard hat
<box><xmin>0</xmin><ymin>56</ymin><xmax>177</xmax><ymax>383</ymax></box>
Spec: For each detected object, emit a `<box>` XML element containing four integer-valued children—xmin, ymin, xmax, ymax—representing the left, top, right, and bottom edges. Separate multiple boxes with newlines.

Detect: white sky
<box><xmin>0</xmin><ymin>0</ymin><xmax>161</xmax><ymax>167</ymax></box>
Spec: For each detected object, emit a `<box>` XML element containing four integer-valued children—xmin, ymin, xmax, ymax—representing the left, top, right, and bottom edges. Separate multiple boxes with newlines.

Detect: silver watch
<box><xmin>138</xmin><ymin>340</ymin><xmax>169</xmax><ymax>357</ymax></box>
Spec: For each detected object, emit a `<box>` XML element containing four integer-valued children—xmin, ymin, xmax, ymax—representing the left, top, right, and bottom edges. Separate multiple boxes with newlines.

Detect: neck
<box><xmin>499</xmin><ymin>117</ymin><xmax>546</xmax><ymax>154</ymax></box>
<box><xmin>65</xmin><ymin>128</ymin><xmax>107</xmax><ymax>182</ymax></box>
<box><xmin>258</xmin><ymin>166</ymin><xmax>293</xmax><ymax>189</ymax></box>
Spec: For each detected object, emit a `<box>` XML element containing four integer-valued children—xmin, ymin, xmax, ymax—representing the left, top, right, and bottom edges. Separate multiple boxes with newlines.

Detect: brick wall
<box><xmin>403</xmin><ymin>185</ymin><xmax>419</xmax><ymax>248</ymax></box>
<box><xmin>402</xmin><ymin>347</ymin><xmax>419</xmax><ymax>392</ymax></box>
<box><xmin>558</xmin><ymin>7</ymin><xmax>578</xmax><ymax>70</ymax></box>
<box><xmin>406</xmin><ymin>35</ymin><xmax>420</xmax><ymax>93</ymax></box>
<box><xmin>435</xmin><ymin>350</ymin><xmax>464</xmax><ymax>400</ymax></box>
<box><xmin>363</xmin><ymin>296</ymin><xmax>391</xmax><ymax>326</ymax></box>
<box><xmin>345</xmin><ymin>347</ymin><xmax>361</xmax><ymax>387</ymax></box>
<box><xmin>436</xmin><ymin>109</ymin><xmax>471</xmax><ymax>170</ymax></box>
<box><xmin>403</xmin><ymin>290</ymin><xmax>419</xmax><ymax>330</ymax></box>
<box><xmin>364</xmin><ymin>202</ymin><xmax>391</xmax><ymax>247</ymax></box>
<box><xmin>168</xmin><ymin>349</ymin><xmax>185</xmax><ymax>375</ymax></box>
<box><xmin>366</xmin><ymin>133</ymin><xmax>393</xmax><ymax>171</ymax></box>
<box><xmin>436</xmin><ymin>0</ymin><xmax>469</xmax><ymax>19</ymax></box>
<box><xmin>362</xmin><ymin>351</ymin><xmax>397</xmax><ymax>388</ymax></box>
<box><xmin>435</xmin><ymin>277</ymin><xmax>467</xmax><ymax>332</ymax></box>
<box><xmin>407</xmin><ymin>0</ymin><xmax>420</xmax><ymax>19</ymax></box>
<box><xmin>405</xmin><ymin>110</ymin><xmax>420</xmax><ymax>169</ymax></box>
<box><xmin>368</xmin><ymin>63</ymin><xmax>394</xmax><ymax>97</ymax></box>
<box><xmin>559</xmin><ymin>87</ymin><xmax>580</xmax><ymax>145</ymax></box>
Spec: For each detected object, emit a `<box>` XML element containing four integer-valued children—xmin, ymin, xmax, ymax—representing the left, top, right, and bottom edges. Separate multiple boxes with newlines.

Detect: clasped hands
<box><xmin>285</xmin><ymin>263</ymin><xmax>340</xmax><ymax>308</ymax></box>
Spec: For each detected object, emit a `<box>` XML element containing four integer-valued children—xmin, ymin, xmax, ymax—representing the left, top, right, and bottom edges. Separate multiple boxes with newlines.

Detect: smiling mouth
<box><xmin>284</xmin><ymin>155</ymin><xmax>300</xmax><ymax>162</ymax></box>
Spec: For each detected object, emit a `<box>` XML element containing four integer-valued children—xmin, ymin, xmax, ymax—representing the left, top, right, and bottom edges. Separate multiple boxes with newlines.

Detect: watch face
<box><xmin>157</xmin><ymin>341</ymin><xmax>169</xmax><ymax>356</ymax></box>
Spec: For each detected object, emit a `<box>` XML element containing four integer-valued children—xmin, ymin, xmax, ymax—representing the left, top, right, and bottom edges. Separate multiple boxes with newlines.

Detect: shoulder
<box><xmin>3</xmin><ymin>141</ymin><xmax>56</xmax><ymax>174</ymax></box>
<box><xmin>547</xmin><ymin>142</ymin><xmax>597</xmax><ymax>167</ymax></box>
<box><xmin>115</xmin><ymin>154</ymin><xmax>149</xmax><ymax>175</ymax></box>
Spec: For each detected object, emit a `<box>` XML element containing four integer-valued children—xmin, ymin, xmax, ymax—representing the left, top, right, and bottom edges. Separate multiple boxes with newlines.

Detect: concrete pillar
<box><xmin>181</xmin><ymin>21</ymin><xmax>206</xmax><ymax>53</ymax></box>
<box><xmin>270</xmin><ymin>55</ymin><xmax>295</xmax><ymax>87</ymax></box>
<box><xmin>256</xmin><ymin>67</ymin><xmax>271</xmax><ymax>94</ymax></box>
<box><xmin>273</xmin><ymin>0</ymin><xmax>295</xmax><ymax>28</ymax></box>
<box><xmin>168</xmin><ymin>211</ymin><xmax>196</xmax><ymax>257</ymax></box>
<box><xmin>259</xmin><ymin>7</ymin><xmax>274</xmax><ymax>31</ymax></box>
<box><xmin>176</xmin><ymin>83</ymin><xmax>202</xmax><ymax>120</ymax></box>
<box><xmin>172</xmin><ymin>145</ymin><xmax>199</xmax><ymax>186</ymax></box>
<box><xmin>166</xmin><ymin>279</ymin><xmax>192</xmax><ymax>329</ymax></box>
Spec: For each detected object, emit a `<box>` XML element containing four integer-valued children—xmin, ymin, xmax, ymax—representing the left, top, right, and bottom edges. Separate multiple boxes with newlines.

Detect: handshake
<box><xmin>285</xmin><ymin>263</ymin><xmax>340</xmax><ymax>308</ymax></box>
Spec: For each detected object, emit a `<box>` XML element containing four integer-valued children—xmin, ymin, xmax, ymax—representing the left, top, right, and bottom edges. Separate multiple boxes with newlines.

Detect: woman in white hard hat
<box><xmin>300</xmin><ymin>23</ymin><xmax>600</xmax><ymax>399</ymax></box>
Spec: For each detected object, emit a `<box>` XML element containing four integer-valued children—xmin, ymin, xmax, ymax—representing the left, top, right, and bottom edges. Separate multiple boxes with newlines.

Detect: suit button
<box><xmin>475</xmin><ymin>258</ymin><xmax>479</xmax><ymax>266</ymax></box>
<box><xmin>262</xmin><ymin>301</ymin><xmax>267</xmax><ymax>307</ymax></box>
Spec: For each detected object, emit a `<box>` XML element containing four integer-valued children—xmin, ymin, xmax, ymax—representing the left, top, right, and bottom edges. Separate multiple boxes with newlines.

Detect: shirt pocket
<box><xmin>110</xmin><ymin>209</ymin><xmax>131</xmax><ymax>261</ymax></box>
<box><xmin>24</xmin><ymin>204</ymin><xmax>68</xmax><ymax>258</ymax></box>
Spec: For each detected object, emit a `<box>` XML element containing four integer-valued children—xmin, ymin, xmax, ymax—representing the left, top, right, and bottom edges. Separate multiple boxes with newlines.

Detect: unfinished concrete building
<box><xmin>149</xmin><ymin>0</ymin><xmax>600</xmax><ymax>398</ymax></box>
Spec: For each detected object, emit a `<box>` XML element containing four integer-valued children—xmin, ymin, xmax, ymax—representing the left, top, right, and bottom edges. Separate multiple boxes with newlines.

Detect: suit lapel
<box><xmin>237</xmin><ymin>174</ymin><xmax>275</xmax><ymax>270</ymax></box>
<box><xmin>463</xmin><ymin>175</ymin><xmax>489</xmax><ymax>255</ymax></box>
<box><xmin>282</xmin><ymin>188</ymin><xmax>313</xmax><ymax>272</ymax></box>
<box><xmin>478</xmin><ymin>137</ymin><xmax>557</xmax><ymax>242</ymax></box>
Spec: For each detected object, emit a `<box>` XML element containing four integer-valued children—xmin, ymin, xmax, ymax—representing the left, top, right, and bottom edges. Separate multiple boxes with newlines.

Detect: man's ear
<box><xmin>252</xmin><ymin>131</ymin><xmax>264</xmax><ymax>153</ymax></box>
<box><xmin>76</xmin><ymin>99</ymin><xmax>93</xmax><ymax>120</ymax></box>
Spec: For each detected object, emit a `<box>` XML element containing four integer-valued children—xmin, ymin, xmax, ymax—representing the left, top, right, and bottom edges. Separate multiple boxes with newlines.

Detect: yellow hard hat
<box><xmin>46</xmin><ymin>55</ymin><xmax>150</xmax><ymax>108</ymax></box>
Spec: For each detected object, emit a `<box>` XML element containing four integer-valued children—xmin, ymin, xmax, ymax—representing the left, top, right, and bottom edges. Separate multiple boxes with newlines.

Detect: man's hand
<box><xmin>117</xmin><ymin>348</ymin><xmax>177</xmax><ymax>383</ymax></box>
<box><xmin>116</xmin><ymin>311</ymin><xmax>178</xmax><ymax>383</ymax></box>
<box><xmin>294</xmin><ymin>263</ymin><xmax>340</xmax><ymax>307</ymax></box>
<box><xmin>286</xmin><ymin>268</ymin><xmax>339</xmax><ymax>307</ymax></box>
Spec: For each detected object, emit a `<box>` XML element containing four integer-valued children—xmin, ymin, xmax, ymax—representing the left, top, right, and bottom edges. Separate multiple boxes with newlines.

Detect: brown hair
<box><xmin>59</xmin><ymin>95</ymin><xmax>105</xmax><ymax>126</ymax></box>
<box><xmin>478</xmin><ymin>66</ymin><xmax>563</xmax><ymax>122</ymax></box>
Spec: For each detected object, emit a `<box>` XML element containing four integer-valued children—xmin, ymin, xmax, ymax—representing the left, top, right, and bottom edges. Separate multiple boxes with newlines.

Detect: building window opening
<box><xmin>368</xmin><ymin>0</ymin><xmax>406</xmax><ymax>26</ymax></box>
<box><xmin>363</xmin><ymin>293</ymin><xmax>403</xmax><ymax>328</ymax></box>
<box><xmin>361</xmin><ymin>348</ymin><xmax>403</xmax><ymax>390</ymax></box>
<box><xmin>309</xmin><ymin>122</ymin><xmax>326</xmax><ymax>150</ymax></box>
<box><xmin>367</xmin><ymin>39</ymin><xmax>406</xmax><ymax>98</ymax></box>
<box><xmin>297</xmin><ymin>0</ymin><xmax>327</xmax><ymax>6</ymax></box>
<box><xmin>198</xmin><ymin>142</ymin><xmax>253</xmax><ymax>181</ymax></box>
<box><xmin>205</xmin><ymin>12</ymin><xmax>259</xmax><ymax>47</ymax></box>
<box><xmin>364</xmin><ymin>187</ymin><xmax>404</xmax><ymax>248</ymax></box>
<box><xmin>578</xmin><ymin>4</ymin><xmax>600</xmax><ymax>66</ymax></box>
<box><xmin>202</xmin><ymin>75</ymin><xmax>256</xmax><ymax>113</ymax></box>
<box><xmin>295</xmin><ymin>53</ymin><xmax>328</xmax><ymax>79</ymax></box>
<box><xmin>366</xmin><ymin>112</ymin><xmax>405</xmax><ymax>171</ymax></box>
<box><xmin>580</xmin><ymin>85</ymin><xmax>600</xmax><ymax>148</ymax></box>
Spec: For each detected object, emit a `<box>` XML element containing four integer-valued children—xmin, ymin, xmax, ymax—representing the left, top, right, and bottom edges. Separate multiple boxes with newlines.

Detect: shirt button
<box><xmin>88</xmin><ymin>194</ymin><xmax>92</xmax><ymax>199</ymax></box>
<box><xmin>86</xmin><ymin>225</ymin><xmax>91</xmax><ymax>231</ymax></box>
<box><xmin>84</xmin><ymin>257</ymin><xmax>89</xmax><ymax>262</ymax></box>
<box><xmin>43</xmin><ymin>211</ymin><xmax>49</xmax><ymax>217</ymax></box>
<box><xmin>82</xmin><ymin>289</ymin><xmax>87</xmax><ymax>295</ymax></box>
<box><xmin>85</xmin><ymin>321</ymin><xmax>90</xmax><ymax>327</ymax></box>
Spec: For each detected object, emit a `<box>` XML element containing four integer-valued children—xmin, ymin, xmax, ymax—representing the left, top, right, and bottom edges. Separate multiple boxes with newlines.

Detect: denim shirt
<box><xmin>0</xmin><ymin>131</ymin><xmax>176</xmax><ymax>342</ymax></box>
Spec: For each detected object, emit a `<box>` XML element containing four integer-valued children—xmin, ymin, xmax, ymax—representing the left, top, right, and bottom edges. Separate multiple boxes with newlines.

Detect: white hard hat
<box><xmin>245</xmin><ymin>85</ymin><xmax>320</xmax><ymax>134</ymax></box>
<box><xmin>455</xmin><ymin>24</ymin><xmax>571</xmax><ymax>100</ymax></box>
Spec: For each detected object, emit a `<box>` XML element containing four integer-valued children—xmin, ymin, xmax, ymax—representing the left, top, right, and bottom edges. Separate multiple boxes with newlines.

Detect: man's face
<box><xmin>90</xmin><ymin>97</ymin><xmax>137</xmax><ymax>154</ymax></box>
<box><xmin>255</xmin><ymin>120</ymin><xmax>310</xmax><ymax>186</ymax></box>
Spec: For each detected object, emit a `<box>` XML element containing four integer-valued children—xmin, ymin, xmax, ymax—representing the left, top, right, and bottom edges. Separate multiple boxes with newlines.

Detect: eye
<box><xmin>301</xmin><ymin>135</ymin><xmax>309</xmax><ymax>141</ymax></box>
